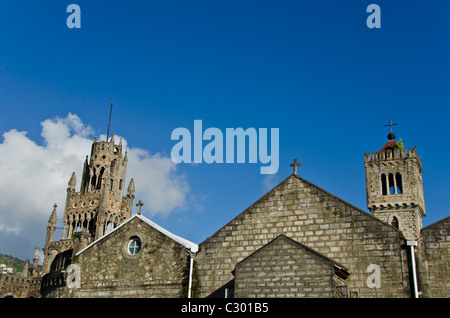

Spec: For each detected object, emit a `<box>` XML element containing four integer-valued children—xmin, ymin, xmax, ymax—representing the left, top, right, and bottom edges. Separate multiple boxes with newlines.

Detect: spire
<box><xmin>68</xmin><ymin>172</ymin><xmax>76</xmax><ymax>191</ymax></box>
<box><xmin>49</xmin><ymin>204</ymin><xmax>57</xmax><ymax>225</ymax></box>
<box><xmin>127</xmin><ymin>178</ymin><xmax>135</xmax><ymax>196</ymax></box>
<box><xmin>44</xmin><ymin>204</ymin><xmax>57</xmax><ymax>259</ymax></box>
<box><xmin>21</xmin><ymin>258</ymin><xmax>29</xmax><ymax>277</ymax></box>
<box><xmin>33</xmin><ymin>246</ymin><xmax>40</xmax><ymax>271</ymax></box>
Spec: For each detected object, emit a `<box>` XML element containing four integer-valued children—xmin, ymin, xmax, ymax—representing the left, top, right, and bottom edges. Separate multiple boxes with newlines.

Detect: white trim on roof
<box><xmin>75</xmin><ymin>214</ymin><xmax>198</xmax><ymax>256</ymax></box>
<box><xmin>135</xmin><ymin>214</ymin><xmax>199</xmax><ymax>253</ymax></box>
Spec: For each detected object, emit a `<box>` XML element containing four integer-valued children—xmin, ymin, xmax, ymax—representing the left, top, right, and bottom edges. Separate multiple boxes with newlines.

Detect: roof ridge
<box><xmin>199</xmin><ymin>173</ymin><xmax>294</xmax><ymax>244</ymax></box>
<box><xmin>76</xmin><ymin>214</ymin><xmax>198</xmax><ymax>256</ymax></box>
<box><xmin>200</xmin><ymin>173</ymin><xmax>405</xmax><ymax>245</ymax></box>
<box><xmin>291</xmin><ymin>174</ymin><xmax>406</xmax><ymax>238</ymax></box>
<box><xmin>421</xmin><ymin>215</ymin><xmax>450</xmax><ymax>232</ymax></box>
<box><xmin>135</xmin><ymin>214</ymin><xmax>198</xmax><ymax>252</ymax></box>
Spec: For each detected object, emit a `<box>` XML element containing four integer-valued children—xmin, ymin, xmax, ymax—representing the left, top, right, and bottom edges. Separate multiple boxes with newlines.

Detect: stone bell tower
<box><xmin>62</xmin><ymin>134</ymin><xmax>136</xmax><ymax>242</ymax></box>
<box><xmin>364</xmin><ymin>119</ymin><xmax>426</xmax><ymax>240</ymax></box>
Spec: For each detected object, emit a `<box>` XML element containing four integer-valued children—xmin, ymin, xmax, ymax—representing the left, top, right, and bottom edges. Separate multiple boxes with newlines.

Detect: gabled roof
<box><xmin>201</xmin><ymin>173</ymin><xmax>405</xmax><ymax>245</ymax></box>
<box><xmin>76</xmin><ymin>214</ymin><xmax>198</xmax><ymax>256</ymax></box>
<box><xmin>421</xmin><ymin>216</ymin><xmax>450</xmax><ymax>233</ymax></box>
<box><xmin>237</xmin><ymin>234</ymin><xmax>350</xmax><ymax>279</ymax></box>
<box><xmin>379</xmin><ymin>140</ymin><xmax>398</xmax><ymax>152</ymax></box>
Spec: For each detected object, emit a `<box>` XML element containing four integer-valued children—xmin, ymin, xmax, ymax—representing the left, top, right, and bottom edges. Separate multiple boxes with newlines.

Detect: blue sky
<box><xmin>0</xmin><ymin>1</ymin><xmax>449</xmax><ymax>261</ymax></box>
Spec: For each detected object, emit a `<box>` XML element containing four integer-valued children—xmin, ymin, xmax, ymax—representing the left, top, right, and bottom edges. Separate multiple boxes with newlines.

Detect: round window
<box><xmin>127</xmin><ymin>237</ymin><xmax>141</xmax><ymax>255</ymax></box>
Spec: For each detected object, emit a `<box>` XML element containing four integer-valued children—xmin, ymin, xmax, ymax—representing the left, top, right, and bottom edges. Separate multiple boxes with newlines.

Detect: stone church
<box><xmin>14</xmin><ymin>126</ymin><xmax>449</xmax><ymax>298</ymax></box>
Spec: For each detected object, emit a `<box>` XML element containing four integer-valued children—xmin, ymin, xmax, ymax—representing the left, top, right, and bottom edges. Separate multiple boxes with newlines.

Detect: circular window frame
<box><xmin>127</xmin><ymin>237</ymin><xmax>141</xmax><ymax>255</ymax></box>
<box><xmin>122</xmin><ymin>235</ymin><xmax>143</xmax><ymax>259</ymax></box>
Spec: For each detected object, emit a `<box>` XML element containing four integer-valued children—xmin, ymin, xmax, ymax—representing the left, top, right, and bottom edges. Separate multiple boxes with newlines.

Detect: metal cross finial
<box><xmin>136</xmin><ymin>200</ymin><xmax>144</xmax><ymax>215</ymax></box>
<box><xmin>290</xmin><ymin>158</ymin><xmax>302</xmax><ymax>175</ymax></box>
<box><xmin>383</xmin><ymin>117</ymin><xmax>398</xmax><ymax>134</ymax></box>
<box><xmin>53</xmin><ymin>203</ymin><xmax>57</xmax><ymax>209</ymax></box>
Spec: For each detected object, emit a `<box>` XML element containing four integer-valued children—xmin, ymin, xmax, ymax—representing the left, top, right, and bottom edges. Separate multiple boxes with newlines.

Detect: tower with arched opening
<box><xmin>364</xmin><ymin>124</ymin><xmax>426</xmax><ymax>240</ymax></box>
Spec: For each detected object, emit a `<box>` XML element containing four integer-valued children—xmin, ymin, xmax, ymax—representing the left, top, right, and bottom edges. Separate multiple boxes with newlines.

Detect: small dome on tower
<box><xmin>388</xmin><ymin>132</ymin><xmax>396</xmax><ymax>141</ymax></box>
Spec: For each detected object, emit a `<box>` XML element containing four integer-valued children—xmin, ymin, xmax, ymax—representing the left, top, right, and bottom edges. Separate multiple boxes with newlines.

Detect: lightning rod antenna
<box><xmin>106</xmin><ymin>101</ymin><xmax>113</xmax><ymax>142</ymax></box>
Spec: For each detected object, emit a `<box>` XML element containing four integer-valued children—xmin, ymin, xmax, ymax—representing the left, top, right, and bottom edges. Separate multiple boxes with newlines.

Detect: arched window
<box><xmin>96</xmin><ymin>167</ymin><xmax>105</xmax><ymax>189</ymax></box>
<box><xmin>390</xmin><ymin>216</ymin><xmax>399</xmax><ymax>229</ymax></box>
<box><xmin>381</xmin><ymin>174</ymin><xmax>387</xmax><ymax>195</ymax></box>
<box><xmin>91</xmin><ymin>174</ymin><xmax>97</xmax><ymax>190</ymax></box>
<box><xmin>388</xmin><ymin>173</ymin><xmax>395</xmax><ymax>195</ymax></box>
<box><xmin>105</xmin><ymin>222</ymin><xmax>113</xmax><ymax>234</ymax></box>
<box><xmin>396</xmin><ymin>172</ymin><xmax>403</xmax><ymax>194</ymax></box>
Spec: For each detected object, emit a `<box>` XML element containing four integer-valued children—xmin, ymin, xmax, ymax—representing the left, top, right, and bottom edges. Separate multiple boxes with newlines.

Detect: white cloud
<box><xmin>0</xmin><ymin>113</ymin><xmax>190</xmax><ymax>261</ymax></box>
<box><xmin>125</xmin><ymin>146</ymin><xmax>190</xmax><ymax>215</ymax></box>
<box><xmin>262</xmin><ymin>173</ymin><xmax>279</xmax><ymax>191</ymax></box>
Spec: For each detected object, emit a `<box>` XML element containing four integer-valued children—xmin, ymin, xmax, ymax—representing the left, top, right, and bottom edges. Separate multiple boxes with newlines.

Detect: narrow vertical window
<box><xmin>91</xmin><ymin>175</ymin><xmax>97</xmax><ymax>190</ymax></box>
<box><xmin>97</xmin><ymin>167</ymin><xmax>105</xmax><ymax>189</ymax></box>
<box><xmin>110</xmin><ymin>179</ymin><xmax>114</xmax><ymax>191</ymax></box>
<box><xmin>388</xmin><ymin>173</ymin><xmax>395</xmax><ymax>195</ymax></box>
<box><xmin>381</xmin><ymin>174</ymin><xmax>387</xmax><ymax>195</ymax></box>
<box><xmin>105</xmin><ymin>222</ymin><xmax>112</xmax><ymax>234</ymax></box>
<box><xmin>91</xmin><ymin>167</ymin><xmax>97</xmax><ymax>190</ymax></box>
<box><xmin>395</xmin><ymin>172</ymin><xmax>403</xmax><ymax>194</ymax></box>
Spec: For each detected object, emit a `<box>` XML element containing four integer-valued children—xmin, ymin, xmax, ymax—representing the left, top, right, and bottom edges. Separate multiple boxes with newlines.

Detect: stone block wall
<box><xmin>234</xmin><ymin>235</ymin><xmax>338</xmax><ymax>298</ymax></box>
<box><xmin>196</xmin><ymin>175</ymin><xmax>411</xmax><ymax>298</ymax></box>
<box><xmin>364</xmin><ymin>148</ymin><xmax>426</xmax><ymax>240</ymax></box>
<box><xmin>364</xmin><ymin>148</ymin><xmax>425</xmax><ymax>210</ymax></box>
<box><xmin>45</xmin><ymin>216</ymin><xmax>190</xmax><ymax>298</ymax></box>
<box><xmin>417</xmin><ymin>216</ymin><xmax>450</xmax><ymax>298</ymax></box>
<box><xmin>374</xmin><ymin>208</ymin><xmax>423</xmax><ymax>242</ymax></box>
<box><xmin>0</xmin><ymin>275</ymin><xmax>41</xmax><ymax>298</ymax></box>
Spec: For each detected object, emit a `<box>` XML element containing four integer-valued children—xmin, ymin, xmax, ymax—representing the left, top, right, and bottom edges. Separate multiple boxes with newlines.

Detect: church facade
<box><xmin>193</xmin><ymin>130</ymin><xmax>450</xmax><ymax>298</ymax></box>
<box><xmin>7</xmin><ymin>127</ymin><xmax>447</xmax><ymax>298</ymax></box>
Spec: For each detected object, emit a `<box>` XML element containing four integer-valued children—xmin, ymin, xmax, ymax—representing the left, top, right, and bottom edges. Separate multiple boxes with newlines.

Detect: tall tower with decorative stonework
<box><xmin>62</xmin><ymin>134</ymin><xmax>135</xmax><ymax>241</ymax></box>
<box><xmin>41</xmin><ymin>104</ymin><xmax>138</xmax><ymax>275</ymax></box>
<box><xmin>364</xmin><ymin>119</ymin><xmax>426</xmax><ymax>240</ymax></box>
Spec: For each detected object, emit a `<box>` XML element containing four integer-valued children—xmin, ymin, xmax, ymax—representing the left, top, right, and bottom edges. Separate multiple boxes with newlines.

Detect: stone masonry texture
<box><xmin>234</xmin><ymin>235</ymin><xmax>341</xmax><ymax>298</ymax></box>
<box><xmin>6</xmin><ymin>135</ymin><xmax>449</xmax><ymax>299</ymax></box>
<box><xmin>417</xmin><ymin>217</ymin><xmax>450</xmax><ymax>298</ymax></box>
<box><xmin>195</xmin><ymin>175</ymin><xmax>411</xmax><ymax>298</ymax></box>
<box><xmin>43</xmin><ymin>217</ymin><xmax>189</xmax><ymax>298</ymax></box>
